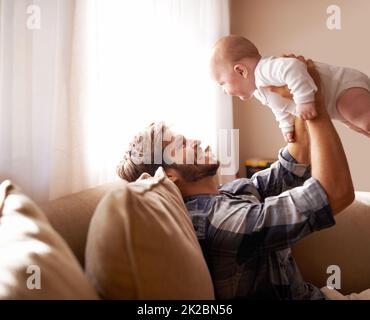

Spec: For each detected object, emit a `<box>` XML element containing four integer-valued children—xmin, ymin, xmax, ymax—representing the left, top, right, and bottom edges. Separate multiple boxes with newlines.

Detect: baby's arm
<box><xmin>264</xmin><ymin>90</ymin><xmax>297</xmax><ymax>142</ymax></box>
<box><xmin>281</xmin><ymin>58</ymin><xmax>318</xmax><ymax>120</ymax></box>
<box><xmin>262</xmin><ymin>57</ymin><xmax>318</xmax><ymax>120</ymax></box>
<box><xmin>271</xmin><ymin>108</ymin><xmax>296</xmax><ymax>143</ymax></box>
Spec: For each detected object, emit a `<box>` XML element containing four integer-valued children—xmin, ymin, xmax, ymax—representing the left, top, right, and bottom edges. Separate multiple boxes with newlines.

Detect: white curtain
<box><xmin>0</xmin><ymin>0</ymin><xmax>232</xmax><ymax>202</ymax></box>
<box><xmin>0</xmin><ymin>0</ymin><xmax>76</xmax><ymax>202</ymax></box>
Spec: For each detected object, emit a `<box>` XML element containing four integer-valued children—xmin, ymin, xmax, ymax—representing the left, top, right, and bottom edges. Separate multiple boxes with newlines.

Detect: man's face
<box><xmin>211</xmin><ymin>62</ymin><xmax>255</xmax><ymax>101</ymax></box>
<box><xmin>163</xmin><ymin>130</ymin><xmax>220</xmax><ymax>182</ymax></box>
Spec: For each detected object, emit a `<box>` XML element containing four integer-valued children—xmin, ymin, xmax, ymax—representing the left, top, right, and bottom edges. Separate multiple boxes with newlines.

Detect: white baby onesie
<box><xmin>253</xmin><ymin>56</ymin><xmax>370</xmax><ymax>133</ymax></box>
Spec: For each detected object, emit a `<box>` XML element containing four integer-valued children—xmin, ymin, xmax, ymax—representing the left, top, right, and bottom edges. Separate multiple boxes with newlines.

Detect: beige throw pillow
<box><xmin>85</xmin><ymin>167</ymin><xmax>214</xmax><ymax>299</ymax></box>
<box><xmin>0</xmin><ymin>180</ymin><xmax>99</xmax><ymax>299</ymax></box>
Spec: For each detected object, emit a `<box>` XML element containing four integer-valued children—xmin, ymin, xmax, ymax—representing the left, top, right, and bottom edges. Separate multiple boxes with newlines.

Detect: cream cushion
<box><xmin>39</xmin><ymin>181</ymin><xmax>125</xmax><ymax>267</ymax></box>
<box><xmin>0</xmin><ymin>180</ymin><xmax>99</xmax><ymax>299</ymax></box>
<box><xmin>85</xmin><ymin>167</ymin><xmax>215</xmax><ymax>299</ymax></box>
<box><xmin>293</xmin><ymin>192</ymin><xmax>370</xmax><ymax>295</ymax></box>
<box><xmin>321</xmin><ymin>287</ymin><xmax>370</xmax><ymax>300</ymax></box>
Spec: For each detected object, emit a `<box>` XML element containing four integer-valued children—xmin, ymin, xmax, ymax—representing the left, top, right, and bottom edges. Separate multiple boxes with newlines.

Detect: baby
<box><xmin>210</xmin><ymin>35</ymin><xmax>370</xmax><ymax>142</ymax></box>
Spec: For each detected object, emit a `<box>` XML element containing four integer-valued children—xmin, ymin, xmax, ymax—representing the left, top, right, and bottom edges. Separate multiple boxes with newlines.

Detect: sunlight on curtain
<box><xmin>78</xmin><ymin>0</ymin><xmax>231</xmax><ymax>188</ymax></box>
<box><xmin>0</xmin><ymin>0</ymin><xmax>76</xmax><ymax>201</ymax></box>
<box><xmin>0</xmin><ymin>0</ymin><xmax>231</xmax><ymax>202</ymax></box>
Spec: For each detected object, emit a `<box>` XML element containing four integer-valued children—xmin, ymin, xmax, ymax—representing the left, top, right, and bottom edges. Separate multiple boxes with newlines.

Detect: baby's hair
<box><xmin>213</xmin><ymin>35</ymin><xmax>261</xmax><ymax>64</ymax></box>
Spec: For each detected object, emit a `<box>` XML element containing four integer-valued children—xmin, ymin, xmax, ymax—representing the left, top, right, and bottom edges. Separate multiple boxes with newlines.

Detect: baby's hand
<box><xmin>283</xmin><ymin>131</ymin><xmax>295</xmax><ymax>143</ymax></box>
<box><xmin>296</xmin><ymin>102</ymin><xmax>318</xmax><ymax>120</ymax></box>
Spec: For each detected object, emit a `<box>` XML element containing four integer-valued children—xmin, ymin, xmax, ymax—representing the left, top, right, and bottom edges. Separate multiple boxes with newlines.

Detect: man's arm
<box><xmin>241</xmin><ymin>145</ymin><xmax>311</xmax><ymax>201</ymax></box>
<box><xmin>215</xmin><ymin>176</ymin><xmax>334</xmax><ymax>259</ymax></box>
<box><xmin>288</xmin><ymin>117</ymin><xmax>310</xmax><ymax>165</ymax></box>
<box><xmin>270</xmin><ymin>55</ymin><xmax>355</xmax><ymax>215</ymax></box>
<box><xmin>237</xmin><ymin>107</ymin><xmax>311</xmax><ymax>200</ymax></box>
<box><xmin>305</xmin><ymin>60</ymin><xmax>354</xmax><ymax>215</ymax></box>
<box><xmin>224</xmin><ymin>116</ymin><xmax>311</xmax><ymax>201</ymax></box>
<box><xmin>270</xmin><ymin>56</ymin><xmax>354</xmax><ymax>215</ymax></box>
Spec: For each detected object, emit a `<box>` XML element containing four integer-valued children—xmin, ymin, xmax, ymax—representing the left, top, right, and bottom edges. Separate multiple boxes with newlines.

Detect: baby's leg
<box><xmin>336</xmin><ymin>87</ymin><xmax>370</xmax><ymax>137</ymax></box>
<box><xmin>341</xmin><ymin>119</ymin><xmax>370</xmax><ymax>138</ymax></box>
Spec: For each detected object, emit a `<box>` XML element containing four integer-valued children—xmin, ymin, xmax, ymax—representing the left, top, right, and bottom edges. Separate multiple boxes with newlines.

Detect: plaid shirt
<box><xmin>184</xmin><ymin>147</ymin><xmax>335</xmax><ymax>300</ymax></box>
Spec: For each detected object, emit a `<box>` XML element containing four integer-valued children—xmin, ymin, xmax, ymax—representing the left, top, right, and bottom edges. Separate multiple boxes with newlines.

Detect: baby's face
<box><xmin>211</xmin><ymin>63</ymin><xmax>256</xmax><ymax>101</ymax></box>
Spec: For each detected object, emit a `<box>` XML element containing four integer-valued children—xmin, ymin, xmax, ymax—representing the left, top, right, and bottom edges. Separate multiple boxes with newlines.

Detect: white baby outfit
<box><xmin>253</xmin><ymin>56</ymin><xmax>370</xmax><ymax>133</ymax></box>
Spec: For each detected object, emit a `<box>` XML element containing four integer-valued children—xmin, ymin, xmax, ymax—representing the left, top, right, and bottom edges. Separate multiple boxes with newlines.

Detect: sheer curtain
<box><xmin>0</xmin><ymin>0</ymin><xmax>76</xmax><ymax>202</ymax></box>
<box><xmin>0</xmin><ymin>0</ymin><xmax>232</xmax><ymax>202</ymax></box>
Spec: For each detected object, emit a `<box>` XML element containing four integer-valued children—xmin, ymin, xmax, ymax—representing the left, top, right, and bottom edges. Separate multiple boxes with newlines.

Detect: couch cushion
<box><xmin>85</xmin><ymin>167</ymin><xmax>215</xmax><ymax>299</ymax></box>
<box><xmin>292</xmin><ymin>192</ymin><xmax>370</xmax><ymax>295</ymax></box>
<box><xmin>0</xmin><ymin>180</ymin><xmax>99</xmax><ymax>299</ymax></box>
<box><xmin>39</xmin><ymin>181</ymin><xmax>125</xmax><ymax>267</ymax></box>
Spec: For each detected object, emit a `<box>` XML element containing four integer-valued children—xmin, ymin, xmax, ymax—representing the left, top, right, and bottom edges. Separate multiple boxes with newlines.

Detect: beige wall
<box><xmin>231</xmin><ymin>0</ymin><xmax>370</xmax><ymax>191</ymax></box>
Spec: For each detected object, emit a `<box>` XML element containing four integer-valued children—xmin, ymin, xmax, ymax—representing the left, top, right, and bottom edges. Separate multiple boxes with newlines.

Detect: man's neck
<box><xmin>181</xmin><ymin>175</ymin><xmax>220</xmax><ymax>198</ymax></box>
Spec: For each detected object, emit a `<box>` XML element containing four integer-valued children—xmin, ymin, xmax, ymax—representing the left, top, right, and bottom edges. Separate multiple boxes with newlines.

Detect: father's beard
<box><xmin>169</xmin><ymin>161</ymin><xmax>220</xmax><ymax>182</ymax></box>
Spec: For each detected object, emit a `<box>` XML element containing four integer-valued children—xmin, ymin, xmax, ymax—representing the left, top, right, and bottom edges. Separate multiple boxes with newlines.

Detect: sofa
<box><xmin>0</xmin><ymin>169</ymin><xmax>214</xmax><ymax>299</ymax></box>
<box><xmin>40</xmin><ymin>182</ymin><xmax>370</xmax><ymax>297</ymax></box>
<box><xmin>1</xmin><ymin>172</ymin><xmax>370</xmax><ymax>299</ymax></box>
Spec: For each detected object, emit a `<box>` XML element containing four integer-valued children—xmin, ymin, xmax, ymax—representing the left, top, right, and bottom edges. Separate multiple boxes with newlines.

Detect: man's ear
<box><xmin>234</xmin><ymin>64</ymin><xmax>248</xmax><ymax>78</ymax></box>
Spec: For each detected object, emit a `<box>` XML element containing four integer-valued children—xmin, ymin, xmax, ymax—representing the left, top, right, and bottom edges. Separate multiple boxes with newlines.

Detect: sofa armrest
<box><xmin>292</xmin><ymin>192</ymin><xmax>370</xmax><ymax>294</ymax></box>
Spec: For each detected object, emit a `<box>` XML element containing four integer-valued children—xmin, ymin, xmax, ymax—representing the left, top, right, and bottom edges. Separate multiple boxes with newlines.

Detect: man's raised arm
<box><xmin>269</xmin><ymin>56</ymin><xmax>354</xmax><ymax>215</ymax></box>
<box><xmin>305</xmin><ymin>59</ymin><xmax>354</xmax><ymax>215</ymax></box>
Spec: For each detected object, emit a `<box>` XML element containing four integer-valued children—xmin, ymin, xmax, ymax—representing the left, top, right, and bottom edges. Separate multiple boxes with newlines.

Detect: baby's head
<box><xmin>210</xmin><ymin>35</ymin><xmax>261</xmax><ymax>100</ymax></box>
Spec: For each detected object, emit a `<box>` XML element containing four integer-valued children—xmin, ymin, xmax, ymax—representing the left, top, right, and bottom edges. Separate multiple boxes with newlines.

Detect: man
<box><xmin>116</xmin><ymin>58</ymin><xmax>355</xmax><ymax>299</ymax></box>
